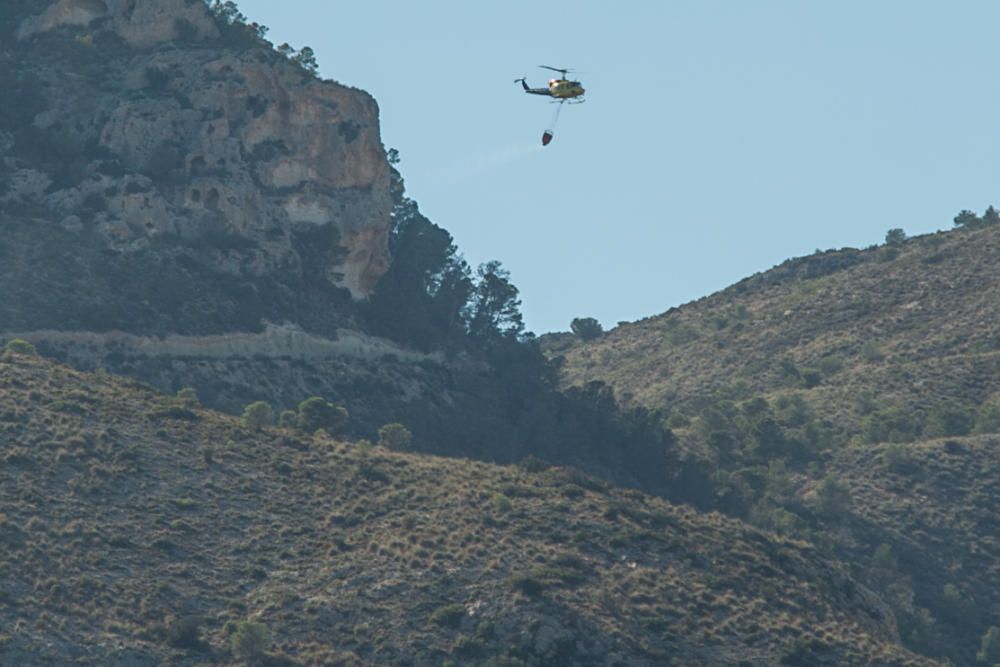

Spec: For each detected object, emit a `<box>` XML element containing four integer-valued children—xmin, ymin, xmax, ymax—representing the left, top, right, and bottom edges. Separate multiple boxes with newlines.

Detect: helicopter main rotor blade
<box><xmin>539</xmin><ymin>65</ymin><xmax>571</xmax><ymax>74</ymax></box>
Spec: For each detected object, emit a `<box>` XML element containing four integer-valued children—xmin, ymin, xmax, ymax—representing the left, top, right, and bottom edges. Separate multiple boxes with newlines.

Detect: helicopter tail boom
<box><xmin>514</xmin><ymin>78</ymin><xmax>552</xmax><ymax>96</ymax></box>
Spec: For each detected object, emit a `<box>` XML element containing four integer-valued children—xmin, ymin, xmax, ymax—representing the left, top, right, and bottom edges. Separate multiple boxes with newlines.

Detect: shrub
<box><xmin>242</xmin><ymin>401</ymin><xmax>273</xmax><ymax>430</ymax></box>
<box><xmin>859</xmin><ymin>340</ymin><xmax>884</xmax><ymax>363</ymax></box>
<box><xmin>817</xmin><ymin>354</ymin><xmax>845</xmax><ymax>376</ymax></box>
<box><xmin>507</xmin><ymin>572</ymin><xmax>545</xmax><ymax>597</ymax></box>
<box><xmin>570</xmin><ymin>317</ymin><xmax>604</xmax><ymax>340</ymax></box>
<box><xmin>862</xmin><ymin>406</ymin><xmax>921</xmax><ymax>443</ymax></box>
<box><xmin>231</xmin><ymin>620</ymin><xmax>270</xmax><ymax>663</ymax></box>
<box><xmin>774</xmin><ymin>394</ymin><xmax>811</xmax><ymax>427</ymax></box>
<box><xmin>517</xmin><ymin>454</ymin><xmax>551</xmax><ymax>472</ymax></box>
<box><xmin>978</xmin><ymin>626</ymin><xmax>1000</xmax><ymax>664</ymax></box>
<box><xmin>983</xmin><ymin>205</ymin><xmax>1000</xmax><ymax>226</ymax></box>
<box><xmin>429</xmin><ymin>603</ymin><xmax>466</xmax><ymax>628</ymax></box>
<box><xmin>813</xmin><ymin>475</ymin><xmax>851</xmax><ymax>517</ymax></box>
<box><xmin>975</xmin><ymin>399</ymin><xmax>1000</xmax><ymax>434</ymax></box>
<box><xmin>176</xmin><ymin>387</ymin><xmax>199</xmax><ymax>407</ymax></box>
<box><xmin>799</xmin><ymin>367</ymin><xmax>822</xmax><ymax>388</ymax></box>
<box><xmin>378</xmin><ymin>423</ymin><xmax>412</xmax><ymax>451</ymax></box>
<box><xmin>953</xmin><ymin>209</ymin><xmax>982</xmax><ymax>228</ymax></box>
<box><xmin>885</xmin><ymin>228</ymin><xmax>907</xmax><ymax>245</ymax></box>
<box><xmin>297</xmin><ymin>397</ymin><xmax>348</xmax><ymax>434</ymax></box>
<box><xmin>491</xmin><ymin>493</ymin><xmax>512</xmax><ymax>513</ymax></box>
<box><xmin>662</xmin><ymin>319</ymin><xmax>700</xmax><ymax>346</ymax></box>
<box><xmin>923</xmin><ymin>402</ymin><xmax>973</xmax><ymax>438</ymax></box>
<box><xmin>749</xmin><ymin>503</ymin><xmax>806</xmax><ymax>536</ymax></box>
<box><xmin>666</xmin><ymin>412</ymin><xmax>691</xmax><ymax>429</ymax></box>
<box><xmin>884</xmin><ymin>443</ymin><xmax>916</xmax><ymax>473</ymax></box>
<box><xmin>277</xmin><ymin>410</ymin><xmax>297</xmax><ymax>428</ymax></box>
<box><xmin>166</xmin><ymin>614</ymin><xmax>207</xmax><ymax>651</ymax></box>
<box><xmin>48</xmin><ymin>400</ymin><xmax>85</xmax><ymax>415</ymax></box>
<box><xmin>3</xmin><ymin>339</ymin><xmax>37</xmax><ymax>356</ymax></box>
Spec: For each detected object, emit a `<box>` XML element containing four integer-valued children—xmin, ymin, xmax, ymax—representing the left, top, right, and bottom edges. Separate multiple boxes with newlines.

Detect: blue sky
<box><xmin>237</xmin><ymin>0</ymin><xmax>999</xmax><ymax>333</ymax></box>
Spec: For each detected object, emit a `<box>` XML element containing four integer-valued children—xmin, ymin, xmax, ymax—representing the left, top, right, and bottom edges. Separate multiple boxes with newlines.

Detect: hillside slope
<box><xmin>550</xmin><ymin>223</ymin><xmax>1000</xmax><ymax>663</ymax></box>
<box><xmin>0</xmin><ymin>351</ymin><xmax>937</xmax><ymax>666</ymax></box>
<box><xmin>553</xmin><ymin>225</ymin><xmax>1000</xmax><ymax>427</ymax></box>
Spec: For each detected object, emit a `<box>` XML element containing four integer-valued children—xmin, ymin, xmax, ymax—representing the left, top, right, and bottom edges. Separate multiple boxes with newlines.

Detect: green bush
<box><xmin>774</xmin><ymin>394</ymin><xmax>811</xmax><ymax>427</ymax></box>
<box><xmin>491</xmin><ymin>493</ymin><xmax>512</xmax><ymax>513</ymax></box>
<box><xmin>885</xmin><ymin>228</ymin><xmax>907</xmax><ymax>245</ymax></box>
<box><xmin>665</xmin><ymin>412</ymin><xmax>691</xmax><ymax>429</ymax></box>
<box><xmin>176</xmin><ymin>387</ymin><xmax>200</xmax><ymax>407</ymax></box>
<box><xmin>862</xmin><ymin>406</ymin><xmax>921</xmax><ymax>443</ymax></box>
<box><xmin>978</xmin><ymin>626</ymin><xmax>1000</xmax><ymax>664</ymax></box>
<box><xmin>975</xmin><ymin>400</ymin><xmax>1000</xmax><ymax>434</ymax></box>
<box><xmin>570</xmin><ymin>317</ymin><xmax>604</xmax><ymax>340</ymax></box>
<box><xmin>166</xmin><ymin>614</ymin><xmax>207</xmax><ymax>651</ymax></box>
<box><xmin>507</xmin><ymin>572</ymin><xmax>545</xmax><ymax>597</ymax></box>
<box><xmin>662</xmin><ymin>319</ymin><xmax>700</xmax><ymax>346</ymax></box>
<box><xmin>3</xmin><ymin>339</ymin><xmax>37</xmax><ymax>356</ymax></box>
<box><xmin>953</xmin><ymin>209</ymin><xmax>982</xmax><ymax>229</ymax></box>
<box><xmin>859</xmin><ymin>340</ymin><xmax>884</xmax><ymax>363</ymax></box>
<box><xmin>231</xmin><ymin>620</ymin><xmax>270</xmax><ymax>663</ymax></box>
<box><xmin>277</xmin><ymin>409</ymin><xmax>297</xmax><ymax>428</ymax></box>
<box><xmin>242</xmin><ymin>401</ymin><xmax>273</xmax><ymax>430</ymax></box>
<box><xmin>297</xmin><ymin>397</ymin><xmax>348</xmax><ymax>434</ymax></box>
<box><xmin>923</xmin><ymin>402</ymin><xmax>973</xmax><ymax>438</ymax></box>
<box><xmin>884</xmin><ymin>443</ymin><xmax>916</xmax><ymax>473</ymax></box>
<box><xmin>813</xmin><ymin>475</ymin><xmax>851</xmax><ymax>517</ymax></box>
<box><xmin>517</xmin><ymin>454</ymin><xmax>550</xmax><ymax>472</ymax></box>
<box><xmin>817</xmin><ymin>354</ymin><xmax>845</xmax><ymax>376</ymax></box>
<box><xmin>776</xmin><ymin>356</ymin><xmax>801</xmax><ymax>383</ymax></box>
<box><xmin>799</xmin><ymin>367</ymin><xmax>822</xmax><ymax>388</ymax></box>
<box><xmin>378</xmin><ymin>422</ymin><xmax>413</xmax><ymax>450</ymax></box>
<box><xmin>429</xmin><ymin>603</ymin><xmax>466</xmax><ymax>628</ymax></box>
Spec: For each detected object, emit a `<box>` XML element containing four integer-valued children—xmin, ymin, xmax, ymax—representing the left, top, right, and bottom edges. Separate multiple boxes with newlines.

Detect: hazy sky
<box><xmin>237</xmin><ymin>0</ymin><xmax>999</xmax><ymax>333</ymax></box>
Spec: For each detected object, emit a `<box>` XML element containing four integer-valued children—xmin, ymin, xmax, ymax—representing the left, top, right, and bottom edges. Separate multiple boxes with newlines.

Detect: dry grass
<box><xmin>551</xmin><ymin>223</ymin><xmax>1000</xmax><ymax>664</ymax></box>
<box><xmin>0</xmin><ymin>353</ymin><xmax>937</xmax><ymax>665</ymax></box>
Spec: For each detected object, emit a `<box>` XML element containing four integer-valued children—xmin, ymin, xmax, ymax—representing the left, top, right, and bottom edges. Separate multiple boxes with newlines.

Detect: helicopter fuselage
<box><xmin>547</xmin><ymin>78</ymin><xmax>585</xmax><ymax>99</ymax></box>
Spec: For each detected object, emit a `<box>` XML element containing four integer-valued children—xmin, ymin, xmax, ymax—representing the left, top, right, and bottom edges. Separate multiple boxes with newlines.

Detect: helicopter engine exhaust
<box><xmin>542</xmin><ymin>130</ymin><xmax>554</xmax><ymax>146</ymax></box>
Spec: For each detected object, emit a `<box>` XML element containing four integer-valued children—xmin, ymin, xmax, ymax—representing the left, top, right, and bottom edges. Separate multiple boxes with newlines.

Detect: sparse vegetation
<box><xmin>570</xmin><ymin>317</ymin><xmax>604</xmax><ymax>340</ymax></box>
<box><xmin>429</xmin><ymin>603</ymin><xmax>466</xmax><ymax>628</ymax></box>
<box><xmin>242</xmin><ymin>400</ymin><xmax>273</xmax><ymax>429</ymax></box>
<box><xmin>277</xmin><ymin>409</ymin><xmax>297</xmax><ymax>428</ymax></box>
<box><xmin>176</xmin><ymin>387</ymin><xmax>200</xmax><ymax>407</ymax></box>
<box><xmin>231</xmin><ymin>620</ymin><xmax>270</xmax><ymax>663</ymax></box>
<box><xmin>3</xmin><ymin>338</ymin><xmax>37</xmax><ymax>356</ymax></box>
<box><xmin>979</xmin><ymin>626</ymin><xmax>1000</xmax><ymax>664</ymax></box>
<box><xmin>377</xmin><ymin>422</ymin><xmax>412</xmax><ymax>451</ymax></box>
<box><xmin>296</xmin><ymin>397</ymin><xmax>348</xmax><ymax>434</ymax></box>
<box><xmin>885</xmin><ymin>228</ymin><xmax>907</xmax><ymax>245</ymax></box>
<box><xmin>0</xmin><ymin>355</ymin><xmax>936</xmax><ymax>666</ymax></box>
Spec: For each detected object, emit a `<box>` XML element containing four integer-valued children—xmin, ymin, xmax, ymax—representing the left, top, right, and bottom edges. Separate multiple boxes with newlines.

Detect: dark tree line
<box><xmin>362</xmin><ymin>183</ymin><xmax>524</xmax><ymax>351</ymax></box>
<box><xmin>359</xmin><ymin>159</ymin><xmax>675</xmax><ymax>491</ymax></box>
<box><xmin>953</xmin><ymin>205</ymin><xmax>1000</xmax><ymax>229</ymax></box>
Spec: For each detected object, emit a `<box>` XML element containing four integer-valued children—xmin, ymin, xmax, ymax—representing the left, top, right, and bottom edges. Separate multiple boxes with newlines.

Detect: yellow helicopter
<box><xmin>514</xmin><ymin>66</ymin><xmax>585</xmax><ymax>102</ymax></box>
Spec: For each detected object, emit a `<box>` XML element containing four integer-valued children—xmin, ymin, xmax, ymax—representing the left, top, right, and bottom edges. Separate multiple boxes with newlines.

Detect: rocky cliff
<box><xmin>0</xmin><ymin>1</ymin><xmax>673</xmax><ymax>490</ymax></box>
<box><xmin>1</xmin><ymin>0</ymin><xmax>391</xmax><ymax>327</ymax></box>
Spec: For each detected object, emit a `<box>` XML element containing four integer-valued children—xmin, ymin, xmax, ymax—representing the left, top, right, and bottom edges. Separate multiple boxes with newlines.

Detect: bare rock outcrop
<box><xmin>17</xmin><ymin>0</ymin><xmax>219</xmax><ymax>48</ymax></box>
<box><xmin>5</xmin><ymin>0</ymin><xmax>391</xmax><ymax>301</ymax></box>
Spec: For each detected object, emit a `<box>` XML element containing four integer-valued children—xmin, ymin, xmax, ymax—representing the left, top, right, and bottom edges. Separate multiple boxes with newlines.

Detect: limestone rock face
<box><xmin>4</xmin><ymin>0</ymin><xmax>391</xmax><ymax>306</ymax></box>
<box><xmin>17</xmin><ymin>0</ymin><xmax>219</xmax><ymax>48</ymax></box>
